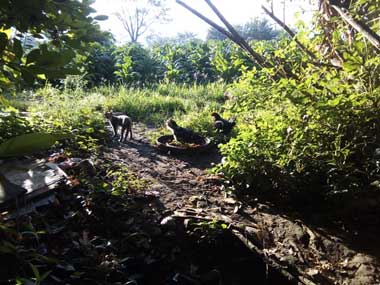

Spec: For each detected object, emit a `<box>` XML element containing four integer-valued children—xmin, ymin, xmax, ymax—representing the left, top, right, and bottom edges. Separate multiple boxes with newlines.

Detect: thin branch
<box><xmin>262</xmin><ymin>5</ymin><xmax>317</xmax><ymax>60</ymax></box>
<box><xmin>203</xmin><ymin>0</ymin><xmax>269</xmax><ymax>68</ymax></box>
<box><xmin>332</xmin><ymin>5</ymin><xmax>380</xmax><ymax>50</ymax></box>
<box><xmin>262</xmin><ymin>5</ymin><xmax>342</xmax><ymax>70</ymax></box>
<box><xmin>175</xmin><ymin>1</ymin><xmax>234</xmax><ymax>43</ymax></box>
<box><xmin>175</xmin><ymin>0</ymin><xmax>259</xmax><ymax>68</ymax></box>
<box><xmin>176</xmin><ymin>0</ymin><xmax>281</xmax><ymax>81</ymax></box>
<box><xmin>116</xmin><ymin>9</ymin><xmax>134</xmax><ymax>42</ymax></box>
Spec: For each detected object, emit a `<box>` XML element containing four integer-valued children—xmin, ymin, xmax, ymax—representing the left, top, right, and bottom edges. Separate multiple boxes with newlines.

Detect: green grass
<box><xmin>98</xmin><ymin>83</ymin><xmax>226</xmax><ymax>126</ymax></box>
<box><xmin>3</xmin><ymin>83</ymin><xmax>227</xmax><ymax>152</ymax></box>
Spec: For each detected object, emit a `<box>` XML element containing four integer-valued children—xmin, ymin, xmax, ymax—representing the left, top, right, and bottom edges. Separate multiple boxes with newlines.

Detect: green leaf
<box><xmin>94</xmin><ymin>15</ymin><xmax>108</xmax><ymax>21</ymax></box>
<box><xmin>0</xmin><ymin>133</ymin><xmax>73</xmax><ymax>158</ymax></box>
<box><xmin>58</xmin><ymin>49</ymin><xmax>76</xmax><ymax>65</ymax></box>
<box><xmin>30</xmin><ymin>263</ymin><xmax>40</xmax><ymax>279</ymax></box>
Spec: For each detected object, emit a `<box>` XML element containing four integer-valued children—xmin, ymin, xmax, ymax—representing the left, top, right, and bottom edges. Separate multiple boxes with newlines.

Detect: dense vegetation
<box><xmin>77</xmin><ymin>40</ymin><xmax>253</xmax><ymax>86</ymax></box>
<box><xmin>215</xmin><ymin>1</ymin><xmax>380</xmax><ymax>195</ymax></box>
<box><xmin>1</xmin><ymin>0</ymin><xmax>380</xmax><ymax>283</ymax></box>
<box><xmin>2</xmin><ymin>0</ymin><xmax>380</xmax><ymax>196</ymax></box>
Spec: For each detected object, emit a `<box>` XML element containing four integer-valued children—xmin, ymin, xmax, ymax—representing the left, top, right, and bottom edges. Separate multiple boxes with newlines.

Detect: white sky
<box><xmin>92</xmin><ymin>0</ymin><xmax>316</xmax><ymax>44</ymax></box>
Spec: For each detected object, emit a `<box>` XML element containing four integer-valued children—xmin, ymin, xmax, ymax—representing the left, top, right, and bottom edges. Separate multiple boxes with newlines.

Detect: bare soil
<box><xmin>4</xmin><ymin>123</ymin><xmax>378</xmax><ymax>284</ymax></box>
<box><xmin>99</xmin><ymin>124</ymin><xmax>380</xmax><ymax>285</ymax></box>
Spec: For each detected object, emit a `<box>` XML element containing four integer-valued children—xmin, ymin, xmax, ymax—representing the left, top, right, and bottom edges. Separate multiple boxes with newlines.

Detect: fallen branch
<box><xmin>173</xmin><ymin>208</ymin><xmax>261</xmax><ymax>231</ymax></box>
<box><xmin>331</xmin><ymin>5</ymin><xmax>380</xmax><ymax>50</ymax></box>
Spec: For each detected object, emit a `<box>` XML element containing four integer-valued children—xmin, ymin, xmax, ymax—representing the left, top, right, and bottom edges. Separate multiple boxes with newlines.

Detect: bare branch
<box><xmin>115</xmin><ymin>0</ymin><xmax>169</xmax><ymax>43</ymax></box>
<box><xmin>175</xmin><ymin>0</ymin><xmax>234</xmax><ymax>42</ymax></box>
<box><xmin>331</xmin><ymin>5</ymin><xmax>380</xmax><ymax>50</ymax></box>
<box><xmin>262</xmin><ymin>5</ymin><xmax>317</xmax><ymax>60</ymax></box>
<box><xmin>203</xmin><ymin>0</ymin><xmax>269</xmax><ymax>68</ymax></box>
<box><xmin>176</xmin><ymin>0</ymin><xmax>272</xmax><ymax>72</ymax></box>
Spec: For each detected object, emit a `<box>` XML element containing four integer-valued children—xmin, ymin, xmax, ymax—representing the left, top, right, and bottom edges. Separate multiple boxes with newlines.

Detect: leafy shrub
<box><xmin>78</xmin><ymin>40</ymin><xmax>261</xmax><ymax>87</ymax></box>
<box><xmin>152</xmin><ymin>41</ymin><xmax>216</xmax><ymax>84</ymax></box>
<box><xmin>215</xmin><ymin>33</ymin><xmax>380</xmax><ymax>195</ymax></box>
<box><xmin>79</xmin><ymin>43</ymin><xmax>118</xmax><ymax>87</ymax></box>
<box><xmin>28</xmin><ymin>87</ymin><xmax>108</xmax><ymax>154</ymax></box>
<box><xmin>0</xmin><ymin>107</ymin><xmax>33</xmax><ymax>144</ymax></box>
<box><xmin>114</xmin><ymin>43</ymin><xmax>164</xmax><ymax>86</ymax></box>
<box><xmin>210</xmin><ymin>40</ymin><xmax>254</xmax><ymax>83</ymax></box>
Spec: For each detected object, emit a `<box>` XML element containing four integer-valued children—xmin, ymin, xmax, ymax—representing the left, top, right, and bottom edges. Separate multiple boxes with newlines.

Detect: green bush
<box><xmin>27</xmin><ymin>86</ymin><xmax>108</xmax><ymax>154</ymax></box>
<box><xmin>0</xmin><ymin>107</ymin><xmax>33</xmax><ymax>144</ymax></box>
<box><xmin>114</xmin><ymin>43</ymin><xmax>164</xmax><ymax>86</ymax></box>
<box><xmin>79</xmin><ymin>42</ymin><xmax>118</xmax><ymax>87</ymax></box>
<box><xmin>215</xmin><ymin>34</ymin><xmax>380</xmax><ymax>194</ymax></box>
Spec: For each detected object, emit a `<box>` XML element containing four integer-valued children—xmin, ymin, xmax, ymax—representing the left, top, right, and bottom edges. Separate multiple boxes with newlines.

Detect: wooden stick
<box><xmin>332</xmin><ymin>5</ymin><xmax>380</xmax><ymax>50</ymax></box>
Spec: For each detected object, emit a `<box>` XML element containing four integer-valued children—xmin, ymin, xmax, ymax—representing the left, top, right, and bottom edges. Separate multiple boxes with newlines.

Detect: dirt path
<box><xmin>103</xmin><ymin>124</ymin><xmax>223</xmax><ymax>209</ymax></box>
<box><xmin>102</xmin><ymin>124</ymin><xmax>380</xmax><ymax>285</ymax></box>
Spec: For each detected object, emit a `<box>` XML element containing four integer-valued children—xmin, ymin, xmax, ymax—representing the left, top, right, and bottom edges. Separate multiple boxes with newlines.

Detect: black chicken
<box><xmin>211</xmin><ymin>112</ymin><xmax>236</xmax><ymax>135</ymax></box>
<box><xmin>166</xmin><ymin>119</ymin><xmax>203</xmax><ymax>144</ymax></box>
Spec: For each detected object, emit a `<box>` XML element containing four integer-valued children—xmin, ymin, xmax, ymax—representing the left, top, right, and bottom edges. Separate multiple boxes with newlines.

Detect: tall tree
<box><xmin>115</xmin><ymin>0</ymin><xmax>170</xmax><ymax>43</ymax></box>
